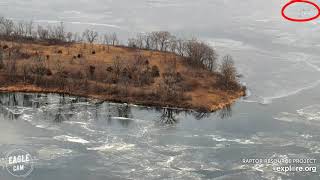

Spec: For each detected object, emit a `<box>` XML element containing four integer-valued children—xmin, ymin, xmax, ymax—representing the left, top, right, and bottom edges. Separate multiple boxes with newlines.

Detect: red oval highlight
<box><xmin>281</xmin><ymin>0</ymin><xmax>320</xmax><ymax>22</ymax></box>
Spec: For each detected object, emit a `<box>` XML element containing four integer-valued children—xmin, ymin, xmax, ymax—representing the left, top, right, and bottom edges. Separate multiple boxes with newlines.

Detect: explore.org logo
<box><xmin>1</xmin><ymin>149</ymin><xmax>34</xmax><ymax>177</ymax></box>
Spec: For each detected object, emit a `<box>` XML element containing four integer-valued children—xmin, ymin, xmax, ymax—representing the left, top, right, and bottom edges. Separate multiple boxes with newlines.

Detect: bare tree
<box><xmin>128</xmin><ymin>38</ymin><xmax>137</xmax><ymax>48</ymax></box>
<box><xmin>83</xmin><ymin>29</ymin><xmax>99</xmax><ymax>44</ymax></box>
<box><xmin>47</xmin><ymin>22</ymin><xmax>65</xmax><ymax>42</ymax></box>
<box><xmin>143</xmin><ymin>33</ymin><xmax>152</xmax><ymax>50</ymax></box>
<box><xmin>0</xmin><ymin>17</ymin><xmax>4</xmax><ymax>25</ymax></box>
<box><xmin>220</xmin><ymin>55</ymin><xmax>237</xmax><ymax>89</ymax></box>
<box><xmin>25</xmin><ymin>21</ymin><xmax>33</xmax><ymax>38</ymax></box>
<box><xmin>111</xmin><ymin>32</ymin><xmax>118</xmax><ymax>46</ymax></box>
<box><xmin>150</xmin><ymin>32</ymin><xmax>160</xmax><ymax>50</ymax></box>
<box><xmin>30</xmin><ymin>54</ymin><xmax>48</xmax><ymax>85</ymax></box>
<box><xmin>136</xmin><ymin>33</ymin><xmax>144</xmax><ymax>49</ymax></box>
<box><xmin>176</xmin><ymin>38</ymin><xmax>186</xmax><ymax>56</ymax></box>
<box><xmin>151</xmin><ymin>31</ymin><xmax>171</xmax><ymax>51</ymax></box>
<box><xmin>127</xmin><ymin>35</ymin><xmax>145</xmax><ymax>49</ymax></box>
<box><xmin>14</xmin><ymin>21</ymin><xmax>25</xmax><ymax>38</ymax></box>
<box><xmin>159</xmin><ymin>31</ymin><xmax>172</xmax><ymax>51</ymax></box>
<box><xmin>66</xmin><ymin>32</ymin><xmax>73</xmax><ymax>42</ymax></box>
<box><xmin>56</xmin><ymin>22</ymin><xmax>66</xmax><ymax>41</ymax></box>
<box><xmin>202</xmin><ymin>43</ymin><xmax>218</xmax><ymax>71</ymax></box>
<box><xmin>184</xmin><ymin>39</ymin><xmax>217</xmax><ymax>71</ymax></box>
<box><xmin>72</xmin><ymin>32</ymin><xmax>82</xmax><ymax>42</ymax></box>
<box><xmin>0</xmin><ymin>18</ymin><xmax>14</xmax><ymax>36</ymax></box>
<box><xmin>103</xmin><ymin>33</ymin><xmax>111</xmax><ymax>45</ymax></box>
<box><xmin>0</xmin><ymin>17</ymin><xmax>70</xmax><ymax>44</ymax></box>
<box><xmin>111</xmin><ymin>55</ymin><xmax>124</xmax><ymax>81</ymax></box>
<box><xmin>158</xmin><ymin>61</ymin><xmax>184</xmax><ymax>102</ymax></box>
<box><xmin>169</xmin><ymin>37</ymin><xmax>177</xmax><ymax>53</ymax></box>
<box><xmin>103</xmin><ymin>33</ymin><xmax>112</xmax><ymax>52</ymax></box>
<box><xmin>37</xmin><ymin>25</ymin><xmax>49</xmax><ymax>40</ymax></box>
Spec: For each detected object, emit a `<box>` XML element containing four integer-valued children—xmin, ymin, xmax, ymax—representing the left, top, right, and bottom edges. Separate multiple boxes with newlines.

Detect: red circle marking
<box><xmin>281</xmin><ymin>0</ymin><xmax>320</xmax><ymax>22</ymax></box>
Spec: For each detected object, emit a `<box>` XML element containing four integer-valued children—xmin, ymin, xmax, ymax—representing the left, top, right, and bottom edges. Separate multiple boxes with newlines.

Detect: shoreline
<box><xmin>0</xmin><ymin>84</ymin><xmax>245</xmax><ymax>112</ymax></box>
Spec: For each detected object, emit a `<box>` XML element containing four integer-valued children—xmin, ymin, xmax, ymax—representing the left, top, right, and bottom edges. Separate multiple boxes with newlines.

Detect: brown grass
<box><xmin>0</xmin><ymin>40</ymin><xmax>245</xmax><ymax>112</ymax></box>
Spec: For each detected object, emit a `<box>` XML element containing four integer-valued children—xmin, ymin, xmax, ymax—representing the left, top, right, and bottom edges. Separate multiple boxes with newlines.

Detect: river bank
<box><xmin>0</xmin><ymin>84</ymin><xmax>245</xmax><ymax>112</ymax></box>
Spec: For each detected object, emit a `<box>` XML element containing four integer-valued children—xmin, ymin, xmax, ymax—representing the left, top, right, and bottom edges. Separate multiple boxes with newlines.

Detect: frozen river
<box><xmin>0</xmin><ymin>0</ymin><xmax>320</xmax><ymax>179</ymax></box>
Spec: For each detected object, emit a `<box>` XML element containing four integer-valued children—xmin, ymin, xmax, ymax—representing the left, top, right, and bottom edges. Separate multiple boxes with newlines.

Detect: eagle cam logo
<box><xmin>3</xmin><ymin>149</ymin><xmax>34</xmax><ymax>177</ymax></box>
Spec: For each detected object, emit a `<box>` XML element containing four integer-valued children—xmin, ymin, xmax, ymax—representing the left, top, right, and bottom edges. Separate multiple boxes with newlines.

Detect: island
<box><xmin>0</xmin><ymin>17</ymin><xmax>246</xmax><ymax>112</ymax></box>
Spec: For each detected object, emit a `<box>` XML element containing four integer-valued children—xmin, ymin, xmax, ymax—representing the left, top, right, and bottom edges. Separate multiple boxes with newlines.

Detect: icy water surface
<box><xmin>0</xmin><ymin>92</ymin><xmax>319</xmax><ymax>180</ymax></box>
<box><xmin>0</xmin><ymin>0</ymin><xmax>320</xmax><ymax>179</ymax></box>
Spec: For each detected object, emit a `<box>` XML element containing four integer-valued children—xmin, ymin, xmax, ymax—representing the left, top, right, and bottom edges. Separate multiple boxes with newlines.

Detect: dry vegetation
<box><xmin>0</xmin><ymin>17</ymin><xmax>245</xmax><ymax>112</ymax></box>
